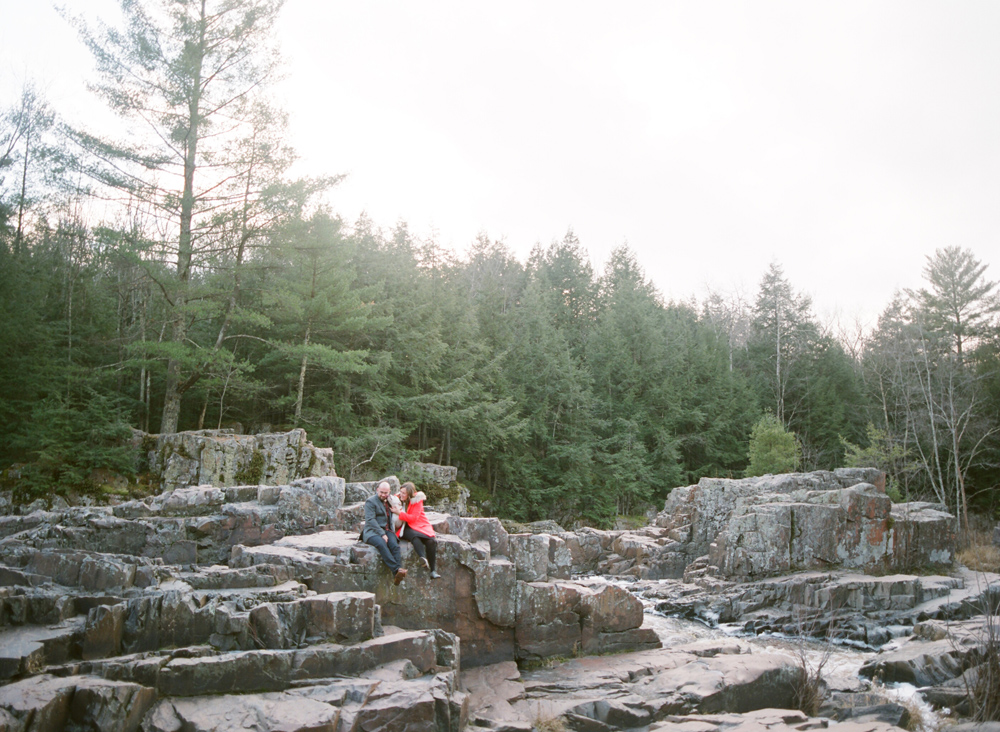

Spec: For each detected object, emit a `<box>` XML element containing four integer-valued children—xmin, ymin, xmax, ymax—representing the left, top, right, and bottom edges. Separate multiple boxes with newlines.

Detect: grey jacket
<box><xmin>362</xmin><ymin>494</ymin><xmax>393</xmax><ymax>542</ymax></box>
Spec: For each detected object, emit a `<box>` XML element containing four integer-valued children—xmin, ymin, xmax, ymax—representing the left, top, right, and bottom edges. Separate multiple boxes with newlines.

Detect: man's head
<box><xmin>376</xmin><ymin>481</ymin><xmax>391</xmax><ymax>500</ymax></box>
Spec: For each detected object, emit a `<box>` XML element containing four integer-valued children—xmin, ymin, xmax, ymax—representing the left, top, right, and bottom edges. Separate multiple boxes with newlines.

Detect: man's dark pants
<box><xmin>366</xmin><ymin>531</ymin><xmax>402</xmax><ymax>573</ymax></box>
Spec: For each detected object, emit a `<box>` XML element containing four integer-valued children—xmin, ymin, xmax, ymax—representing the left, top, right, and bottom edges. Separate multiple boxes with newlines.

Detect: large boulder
<box><xmin>651</xmin><ymin>469</ymin><xmax>954</xmax><ymax>580</ymax></box>
<box><xmin>145</xmin><ymin>428</ymin><xmax>336</xmax><ymax>492</ymax></box>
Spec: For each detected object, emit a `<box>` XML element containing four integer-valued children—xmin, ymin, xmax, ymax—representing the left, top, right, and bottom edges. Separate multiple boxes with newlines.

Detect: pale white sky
<box><xmin>3</xmin><ymin>1</ymin><xmax>999</xmax><ymax>328</ymax></box>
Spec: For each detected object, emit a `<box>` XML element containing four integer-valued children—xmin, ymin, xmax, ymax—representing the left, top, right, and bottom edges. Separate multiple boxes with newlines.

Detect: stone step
<box><xmin>76</xmin><ymin>581</ymin><xmax>326</xmax><ymax>661</ymax></box>
<box><xmin>94</xmin><ymin>629</ymin><xmax>456</xmax><ymax>696</ymax></box>
<box><xmin>1</xmin><ymin>548</ymin><xmax>161</xmax><ymax>592</ymax></box>
<box><xmin>0</xmin><ymin>590</ymin><xmax>78</xmax><ymax>629</ymax></box>
<box><xmin>0</xmin><ymin>566</ymin><xmax>45</xmax><ymax>588</ymax></box>
<box><xmin>0</xmin><ymin>621</ymin><xmax>84</xmax><ymax>680</ymax></box>
<box><xmin>177</xmin><ymin>564</ymin><xmax>294</xmax><ymax>590</ymax></box>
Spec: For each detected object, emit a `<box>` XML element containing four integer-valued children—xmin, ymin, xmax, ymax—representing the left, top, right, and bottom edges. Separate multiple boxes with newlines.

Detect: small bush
<box><xmin>746</xmin><ymin>413</ymin><xmax>801</xmax><ymax>477</ymax></box>
<box><xmin>789</xmin><ymin>611</ymin><xmax>834</xmax><ymax>716</ymax></box>
<box><xmin>532</xmin><ymin>703</ymin><xmax>568</xmax><ymax>732</ymax></box>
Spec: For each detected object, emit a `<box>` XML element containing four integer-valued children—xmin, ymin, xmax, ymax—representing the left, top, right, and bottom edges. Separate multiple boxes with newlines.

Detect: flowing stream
<box><xmin>613</xmin><ymin>577</ymin><xmax>943</xmax><ymax>731</ymax></box>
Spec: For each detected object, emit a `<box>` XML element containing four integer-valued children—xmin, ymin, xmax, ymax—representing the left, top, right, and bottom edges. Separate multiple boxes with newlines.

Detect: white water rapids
<box><xmin>613</xmin><ymin>577</ymin><xmax>945</xmax><ymax>732</ymax></box>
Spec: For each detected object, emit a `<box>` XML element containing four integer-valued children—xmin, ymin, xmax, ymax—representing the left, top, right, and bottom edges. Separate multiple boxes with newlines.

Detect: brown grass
<box><xmin>534</xmin><ymin>717</ymin><xmax>569</xmax><ymax>732</ymax></box>
<box><xmin>957</xmin><ymin>530</ymin><xmax>1000</xmax><ymax>573</ymax></box>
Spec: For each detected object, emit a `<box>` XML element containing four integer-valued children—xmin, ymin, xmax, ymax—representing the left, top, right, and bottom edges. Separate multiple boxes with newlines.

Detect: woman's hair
<box><xmin>399</xmin><ymin>481</ymin><xmax>417</xmax><ymax>503</ymax></box>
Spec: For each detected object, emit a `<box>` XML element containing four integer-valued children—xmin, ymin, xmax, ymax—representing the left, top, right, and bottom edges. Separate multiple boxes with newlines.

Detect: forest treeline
<box><xmin>1</xmin><ymin>0</ymin><xmax>998</xmax><ymax>530</ymax></box>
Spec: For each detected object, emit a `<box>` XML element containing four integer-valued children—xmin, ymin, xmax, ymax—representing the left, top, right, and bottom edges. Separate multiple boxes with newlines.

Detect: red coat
<box><xmin>397</xmin><ymin>492</ymin><xmax>435</xmax><ymax>538</ymax></box>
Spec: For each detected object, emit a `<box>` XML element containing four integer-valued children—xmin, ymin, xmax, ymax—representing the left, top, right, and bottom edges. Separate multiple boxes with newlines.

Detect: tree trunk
<box><xmin>776</xmin><ymin>304</ymin><xmax>783</xmax><ymax>423</ymax></box>
<box><xmin>197</xmin><ymin>394</ymin><xmax>208</xmax><ymax>430</ymax></box>
<box><xmin>294</xmin><ymin>322</ymin><xmax>311</xmax><ymax>424</ymax></box>
<box><xmin>160</xmin><ymin>1</ymin><xmax>206</xmax><ymax>434</ymax></box>
<box><xmin>15</xmin><ymin>125</ymin><xmax>29</xmax><ymax>255</ymax></box>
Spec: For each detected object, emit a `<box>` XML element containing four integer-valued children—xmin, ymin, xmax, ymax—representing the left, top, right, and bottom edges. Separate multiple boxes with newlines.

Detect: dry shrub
<box><xmin>790</xmin><ymin>611</ymin><xmax>832</xmax><ymax>716</ymax></box>
<box><xmin>793</xmin><ymin>661</ymin><xmax>826</xmax><ymax>717</ymax></box>
<box><xmin>965</xmin><ymin>610</ymin><xmax>1000</xmax><ymax>722</ymax></box>
<box><xmin>957</xmin><ymin>539</ymin><xmax>1000</xmax><ymax>574</ymax></box>
<box><xmin>899</xmin><ymin>696</ymin><xmax>927</xmax><ymax>732</ymax></box>
<box><xmin>532</xmin><ymin>701</ymin><xmax>569</xmax><ymax>732</ymax></box>
<box><xmin>533</xmin><ymin>714</ymin><xmax>568</xmax><ymax>732</ymax></box>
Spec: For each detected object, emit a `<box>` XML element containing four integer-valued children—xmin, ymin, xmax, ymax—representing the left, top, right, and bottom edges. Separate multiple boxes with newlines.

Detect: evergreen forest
<box><xmin>1</xmin><ymin>0</ymin><xmax>998</xmax><ymax>533</ymax></box>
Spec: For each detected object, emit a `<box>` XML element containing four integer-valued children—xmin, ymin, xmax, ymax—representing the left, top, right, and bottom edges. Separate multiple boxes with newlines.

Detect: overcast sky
<box><xmin>3</xmin><ymin>1</ymin><xmax>999</xmax><ymax>328</ymax></box>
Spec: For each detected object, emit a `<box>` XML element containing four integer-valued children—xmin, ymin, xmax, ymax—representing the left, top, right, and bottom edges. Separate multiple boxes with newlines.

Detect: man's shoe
<box><xmin>393</xmin><ymin>568</ymin><xmax>407</xmax><ymax>585</ymax></box>
<box><xmin>421</xmin><ymin>557</ymin><xmax>430</xmax><ymax>570</ymax></box>
<box><xmin>430</xmin><ymin>571</ymin><xmax>440</xmax><ymax>579</ymax></box>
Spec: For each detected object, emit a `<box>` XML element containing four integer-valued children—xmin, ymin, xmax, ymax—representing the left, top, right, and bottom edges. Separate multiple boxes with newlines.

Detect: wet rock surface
<box><xmin>628</xmin><ymin>566</ymin><xmax>998</xmax><ymax>648</ymax></box>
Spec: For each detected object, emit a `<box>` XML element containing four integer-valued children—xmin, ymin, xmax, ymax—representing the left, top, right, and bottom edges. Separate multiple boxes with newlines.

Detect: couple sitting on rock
<box><xmin>362</xmin><ymin>480</ymin><xmax>439</xmax><ymax>585</ymax></box>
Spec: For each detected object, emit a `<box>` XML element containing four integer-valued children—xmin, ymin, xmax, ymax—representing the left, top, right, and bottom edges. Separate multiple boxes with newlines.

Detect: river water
<box><xmin>615</xmin><ymin>578</ymin><xmax>943</xmax><ymax>731</ymax></box>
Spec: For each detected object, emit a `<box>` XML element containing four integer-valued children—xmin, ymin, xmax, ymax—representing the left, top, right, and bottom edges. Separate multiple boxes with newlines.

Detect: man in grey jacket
<box><xmin>362</xmin><ymin>481</ymin><xmax>407</xmax><ymax>584</ymax></box>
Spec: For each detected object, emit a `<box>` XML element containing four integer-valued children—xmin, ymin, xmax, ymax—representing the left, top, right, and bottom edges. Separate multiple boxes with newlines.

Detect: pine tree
<box><xmin>746</xmin><ymin>413</ymin><xmax>801</xmax><ymax>477</ymax></box>
<box><xmin>62</xmin><ymin>0</ymin><xmax>323</xmax><ymax>433</ymax></box>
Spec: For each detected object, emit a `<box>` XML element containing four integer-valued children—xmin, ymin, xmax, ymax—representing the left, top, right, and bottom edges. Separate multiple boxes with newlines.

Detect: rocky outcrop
<box><xmin>572</xmin><ymin>469</ymin><xmax>956</xmax><ymax>581</ymax></box>
<box><xmin>232</xmin><ymin>522</ymin><xmax>659</xmax><ymax>667</ymax></box>
<box><xmin>637</xmin><ymin>566</ymin><xmax>1000</xmax><ymax>648</ymax></box>
<box><xmin>0</xmin><ymin>478</ymin><xmax>346</xmax><ymax>565</ymax></box>
<box><xmin>404</xmin><ymin>462</ymin><xmax>458</xmax><ymax>488</ymax></box>
<box><xmin>143</xmin><ymin>428</ymin><xmax>337</xmax><ymax>492</ymax></box>
<box><xmin>404</xmin><ymin>461</ymin><xmax>469</xmax><ymax>516</ymax></box>
<box><xmin>3</xmin><ymin>444</ymin><xmax>969</xmax><ymax>730</ymax></box>
<box><xmin>0</xmin><ymin>441</ymin><xmax>666</xmax><ymax>730</ymax></box>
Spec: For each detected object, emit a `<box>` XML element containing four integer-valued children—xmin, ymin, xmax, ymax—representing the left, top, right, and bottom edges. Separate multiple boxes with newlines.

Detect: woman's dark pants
<box><xmin>401</xmin><ymin>524</ymin><xmax>437</xmax><ymax>571</ymax></box>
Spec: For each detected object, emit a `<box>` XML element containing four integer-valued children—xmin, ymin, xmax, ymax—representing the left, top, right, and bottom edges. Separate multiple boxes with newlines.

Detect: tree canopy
<box><xmin>2</xmin><ymin>1</ymin><xmax>999</xmax><ymax>533</ymax></box>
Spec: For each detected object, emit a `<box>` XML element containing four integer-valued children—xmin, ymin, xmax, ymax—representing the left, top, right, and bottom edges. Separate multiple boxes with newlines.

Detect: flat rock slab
<box><xmin>0</xmin><ymin>621</ymin><xmax>83</xmax><ymax>678</ymax></box>
<box><xmin>648</xmin><ymin>708</ymin><xmax>905</xmax><ymax>732</ymax></box>
<box><xmin>461</xmin><ymin>660</ymin><xmax>525</xmax><ymax>722</ymax></box>
<box><xmin>469</xmin><ymin>640</ymin><xmax>804</xmax><ymax>730</ymax></box>
<box><xmin>146</xmin><ymin>673</ymin><xmax>465</xmax><ymax>732</ymax></box>
<box><xmin>275</xmin><ymin>530</ymin><xmax>361</xmax><ymax>554</ymax></box>
<box><xmin>144</xmin><ymin>690</ymin><xmax>341</xmax><ymax>732</ymax></box>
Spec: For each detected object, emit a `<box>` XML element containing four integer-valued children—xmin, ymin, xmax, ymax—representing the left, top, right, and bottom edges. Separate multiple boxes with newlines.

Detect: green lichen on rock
<box><xmin>427</xmin><ymin>480</ymin><xmax>463</xmax><ymax>504</ymax></box>
<box><xmin>235</xmin><ymin>449</ymin><xmax>265</xmax><ymax>485</ymax></box>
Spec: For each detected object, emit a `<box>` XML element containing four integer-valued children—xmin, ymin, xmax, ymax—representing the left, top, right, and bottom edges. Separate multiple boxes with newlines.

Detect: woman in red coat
<box><xmin>396</xmin><ymin>481</ymin><xmax>439</xmax><ymax>578</ymax></box>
